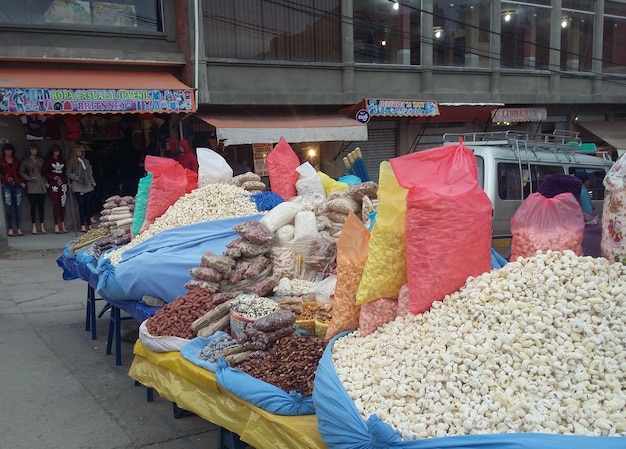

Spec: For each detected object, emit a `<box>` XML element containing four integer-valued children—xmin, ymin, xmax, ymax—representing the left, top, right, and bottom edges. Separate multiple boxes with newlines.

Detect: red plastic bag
<box><xmin>266</xmin><ymin>137</ymin><xmax>300</xmax><ymax>200</ymax></box>
<box><xmin>390</xmin><ymin>141</ymin><xmax>492</xmax><ymax>315</ymax></box>
<box><xmin>510</xmin><ymin>192</ymin><xmax>584</xmax><ymax>260</ymax></box>
<box><xmin>185</xmin><ymin>168</ymin><xmax>198</xmax><ymax>193</ymax></box>
<box><xmin>142</xmin><ymin>156</ymin><xmax>187</xmax><ymax>231</ymax></box>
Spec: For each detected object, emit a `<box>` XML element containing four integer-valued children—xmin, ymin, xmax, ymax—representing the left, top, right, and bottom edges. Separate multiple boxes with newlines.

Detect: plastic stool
<box><xmin>218</xmin><ymin>427</ymin><xmax>247</xmax><ymax>449</ymax></box>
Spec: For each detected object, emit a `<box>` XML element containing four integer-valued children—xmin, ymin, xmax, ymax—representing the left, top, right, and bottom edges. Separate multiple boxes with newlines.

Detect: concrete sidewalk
<box><xmin>0</xmin><ymin>239</ymin><xmax>219</xmax><ymax>449</ymax></box>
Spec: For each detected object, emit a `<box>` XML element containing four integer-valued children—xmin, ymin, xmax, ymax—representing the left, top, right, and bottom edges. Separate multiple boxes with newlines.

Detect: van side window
<box><xmin>497</xmin><ymin>163</ymin><xmax>564</xmax><ymax>200</ymax></box>
<box><xmin>568</xmin><ymin>168</ymin><xmax>607</xmax><ymax>201</ymax></box>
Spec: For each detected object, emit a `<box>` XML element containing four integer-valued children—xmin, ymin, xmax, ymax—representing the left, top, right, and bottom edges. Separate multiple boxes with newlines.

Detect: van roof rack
<box><xmin>443</xmin><ymin>130</ymin><xmax>587</xmax><ymax>152</ymax></box>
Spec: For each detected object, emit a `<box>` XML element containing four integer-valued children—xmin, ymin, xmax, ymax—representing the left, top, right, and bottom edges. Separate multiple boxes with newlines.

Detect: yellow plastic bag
<box><xmin>317</xmin><ymin>171</ymin><xmax>349</xmax><ymax>196</ymax></box>
<box><xmin>355</xmin><ymin>161</ymin><xmax>407</xmax><ymax>304</ymax></box>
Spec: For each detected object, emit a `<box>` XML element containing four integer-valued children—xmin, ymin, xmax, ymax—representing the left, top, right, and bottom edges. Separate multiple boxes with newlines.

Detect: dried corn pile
<box><xmin>332</xmin><ymin>250</ymin><xmax>626</xmax><ymax>439</ymax></box>
<box><xmin>104</xmin><ymin>183</ymin><xmax>260</xmax><ymax>265</ymax></box>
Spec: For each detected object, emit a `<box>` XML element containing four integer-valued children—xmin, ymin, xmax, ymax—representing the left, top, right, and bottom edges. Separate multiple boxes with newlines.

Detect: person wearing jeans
<box><xmin>19</xmin><ymin>143</ymin><xmax>48</xmax><ymax>234</ymax></box>
<box><xmin>67</xmin><ymin>145</ymin><xmax>96</xmax><ymax>232</ymax></box>
<box><xmin>0</xmin><ymin>143</ymin><xmax>26</xmax><ymax>236</ymax></box>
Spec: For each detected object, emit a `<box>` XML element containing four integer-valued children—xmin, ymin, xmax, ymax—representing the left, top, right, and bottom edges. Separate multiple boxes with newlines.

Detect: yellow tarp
<box><xmin>128</xmin><ymin>341</ymin><xmax>327</xmax><ymax>449</ymax></box>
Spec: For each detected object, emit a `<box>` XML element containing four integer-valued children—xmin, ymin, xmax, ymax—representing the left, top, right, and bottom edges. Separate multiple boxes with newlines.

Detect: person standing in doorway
<box><xmin>67</xmin><ymin>145</ymin><xmax>96</xmax><ymax>232</ymax></box>
<box><xmin>19</xmin><ymin>143</ymin><xmax>48</xmax><ymax>234</ymax></box>
<box><xmin>43</xmin><ymin>144</ymin><xmax>69</xmax><ymax>233</ymax></box>
<box><xmin>0</xmin><ymin>143</ymin><xmax>26</xmax><ymax>236</ymax></box>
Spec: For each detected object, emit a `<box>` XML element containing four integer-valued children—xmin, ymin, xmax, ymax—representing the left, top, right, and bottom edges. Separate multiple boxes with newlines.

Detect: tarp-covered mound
<box><xmin>313</xmin><ymin>332</ymin><xmax>625</xmax><ymax>449</ymax></box>
<box><xmin>96</xmin><ymin>214</ymin><xmax>264</xmax><ymax>302</ymax></box>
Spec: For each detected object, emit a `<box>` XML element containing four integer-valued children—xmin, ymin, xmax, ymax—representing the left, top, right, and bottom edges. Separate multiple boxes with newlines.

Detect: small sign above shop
<box><xmin>365</xmin><ymin>98</ymin><xmax>439</xmax><ymax>117</ymax></box>
<box><xmin>491</xmin><ymin>107</ymin><xmax>547</xmax><ymax>123</ymax></box>
<box><xmin>0</xmin><ymin>87</ymin><xmax>194</xmax><ymax>114</ymax></box>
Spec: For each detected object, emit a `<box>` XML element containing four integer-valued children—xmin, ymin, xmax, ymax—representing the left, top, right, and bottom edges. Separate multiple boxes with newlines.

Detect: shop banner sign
<box><xmin>491</xmin><ymin>107</ymin><xmax>547</xmax><ymax>123</ymax></box>
<box><xmin>365</xmin><ymin>98</ymin><xmax>439</xmax><ymax>117</ymax></box>
<box><xmin>0</xmin><ymin>87</ymin><xmax>194</xmax><ymax>113</ymax></box>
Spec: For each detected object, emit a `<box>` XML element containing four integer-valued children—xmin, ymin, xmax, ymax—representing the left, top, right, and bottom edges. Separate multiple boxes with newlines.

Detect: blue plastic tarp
<box><xmin>216</xmin><ymin>358</ymin><xmax>315</xmax><ymax>416</ymax></box>
<box><xmin>491</xmin><ymin>248</ymin><xmax>508</xmax><ymax>268</ymax></box>
<box><xmin>313</xmin><ymin>332</ymin><xmax>624</xmax><ymax>449</ymax></box>
<box><xmin>97</xmin><ymin>215</ymin><xmax>264</xmax><ymax>302</ymax></box>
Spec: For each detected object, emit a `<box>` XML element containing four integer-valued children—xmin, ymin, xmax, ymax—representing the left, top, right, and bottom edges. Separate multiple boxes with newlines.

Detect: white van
<box><xmin>443</xmin><ymin>130</ymin><xmax>614</xmax><ymax>259</ymax></box>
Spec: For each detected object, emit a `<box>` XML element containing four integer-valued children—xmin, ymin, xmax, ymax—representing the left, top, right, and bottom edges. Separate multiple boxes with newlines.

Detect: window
<box><xmin>203</xmin><ymin>0</ymin><xmax>341</xmax><ymax>62</ymax></box>
<box><xmin>500</xmin><ymin>1</ymin><xmax>551</xmax><ymax>70</ymax></box>
<box><xmin>561</xmin><ymin>0</ymin><xmax>595</xmax><ymax>72</ymax></box>
<box><xmin>0</xmin><ymin>1</ymin><xmax>162</xmax><ymax>32</ymax></box>
<box><xmin>432</xmin><ymin>0</ymin><xmax>491</xmax><ymax>67</ymax></box>
<box><xmin>568</xmin><ymin>168</ymin><xmax>607</xmax><ymax>201</ymax></box>
<box><xmin>603</xmin><ymin>1</ymin><xmax>626</xmax><ymax>74</ymax></box>
<box><xmin>353</xmin><ymin>0</ymin><xmax>421</xmax><ymax>65</ymax></box>
<box><xmin>497</xmin><ymin>163</ymin><xmax>563</xmax><ymax>200</ymax></box>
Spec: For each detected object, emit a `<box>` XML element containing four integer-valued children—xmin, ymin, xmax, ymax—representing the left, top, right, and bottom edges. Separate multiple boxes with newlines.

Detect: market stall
<box><xmin>58</xmin><ymin>138</ymin><xmax>625</xmax><ymax>449</ymax></box>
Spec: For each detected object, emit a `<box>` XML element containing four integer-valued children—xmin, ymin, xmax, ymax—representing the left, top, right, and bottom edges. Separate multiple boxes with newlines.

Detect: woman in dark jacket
<box><xmin>19</xmin><ymin>143</ymin><xmax>48</xmax><ymax>234</ymax></box>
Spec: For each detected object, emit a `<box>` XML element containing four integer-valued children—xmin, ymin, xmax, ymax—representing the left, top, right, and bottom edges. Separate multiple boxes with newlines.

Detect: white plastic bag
<box><xmin>312</xmin><ymin>275</ymin><xmax>337</xmax><ymax>303</ymax></box>
<box><xmin>197</xmin><ymin>147</ymin><xmax>233</xmax><ymax>186</ymax></box>
<box><xmin>138</xmin><ymin>320</ymin><xmax>191</xmax><ymax>353</ymax></box>
<box><xmin>296</xmin><ymin>162</ymin><xmax>326</xmax><ymax>198</ymax></box>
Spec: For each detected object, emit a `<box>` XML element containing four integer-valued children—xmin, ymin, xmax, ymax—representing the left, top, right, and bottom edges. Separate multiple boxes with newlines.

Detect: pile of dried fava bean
<box><xmin>236</xmin><ymin>334</ymin><xmax>327</xmax><ymax>397</ymax></box>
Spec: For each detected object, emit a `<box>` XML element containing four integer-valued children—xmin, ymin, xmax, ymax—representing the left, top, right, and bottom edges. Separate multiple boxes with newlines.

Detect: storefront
<box><xmin>0</xmin><ymin>67</ymin><xmax>195</xmax><ymax>205</ymax></box>
<box><xmin>187</xmin><ymin>109</ymin><xmax>368</xmax><ymax>180</ymax></box>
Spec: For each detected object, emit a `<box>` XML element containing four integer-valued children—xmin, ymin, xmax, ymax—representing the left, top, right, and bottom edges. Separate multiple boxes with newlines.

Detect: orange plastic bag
<box><xmin>325</xmin><ymin>212</ymin><xmax>370</xmax><ymax>340</ymax></box>
<box><xmin>510</xmin><ymin>192</ymin><xmax>584</xmax><ymax>260</ymax></box>
<box><xmin>266</xmin><ymin>137</ymin><xmax>300</xmax><ymax>201</ymax></box>
<box><xmin>142</xmin><ymin>155</ymin><xmax>188</xmax><ymax>231</ymax></box>
<box><xmin>390</xmin><ymin>141</ymin><xmax>492</xmax><ymax>315</ymax></box>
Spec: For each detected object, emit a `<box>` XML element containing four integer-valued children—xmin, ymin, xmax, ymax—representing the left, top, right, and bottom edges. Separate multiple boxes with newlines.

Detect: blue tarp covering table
<box><xmin>96</xmin><ymin>214</ymin><xmax>264</xmax><ymax>303</ymax></box>
<box><xmin>57</xmin><ymin>254</ymin><xmax>160</xmax><ymax>365</ymax></box>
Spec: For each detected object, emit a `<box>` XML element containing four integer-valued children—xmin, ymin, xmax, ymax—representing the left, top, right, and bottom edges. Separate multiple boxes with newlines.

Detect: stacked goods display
<box><xmin>314</xmin><ymin>250</ymin><xmax>626</xmax><ymax>448</ymax></box>
<box><xmin>230</xmin><ymin>171</ymin><xmax>267</xmax><ymax>194</ymax></box>
<box><xmin>98</xmin><ymin>195</ymin><xmax>135</xmax><ymax>234</ymax></box>
<box><xmin>104</xmin><ymin>183</ymin><xmax>260</xmax><ymax>266</ymax></box>
<box><xmin>511</xmin><ymin>192</ymin><xmax>585</xmax><ymax>260</ymax></box>
<box><xmin>390</xmin><ymin>142</ymin><xmax>493</xmax><ymax>315</ymax></box>
<box><xmin>602</xmin><ymin>154</ymin><xmax>626</xmax><ymax>264</ymax></box>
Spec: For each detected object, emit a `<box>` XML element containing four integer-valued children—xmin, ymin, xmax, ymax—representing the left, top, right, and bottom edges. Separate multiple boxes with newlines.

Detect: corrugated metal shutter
<box><xmin>343</xmin><ymin>121</ymin><xmax>397</xmax><ymax>182</ymax></box>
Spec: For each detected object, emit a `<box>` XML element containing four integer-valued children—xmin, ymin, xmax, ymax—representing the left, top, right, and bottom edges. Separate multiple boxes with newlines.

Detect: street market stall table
<box><xmin>129</xmin><ymin>340</ymin><xmax>327</xmax><ymax>449</ymax></box>
<box><xmin>57</xmin><ymin>255</ymin><xmax>161</xmax><ymax>365</ymax></box>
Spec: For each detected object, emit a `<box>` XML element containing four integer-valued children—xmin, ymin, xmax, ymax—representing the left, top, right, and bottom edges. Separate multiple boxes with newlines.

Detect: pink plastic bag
<box><xmin>359</xmin><ymin>298</ymin><xmax>398</xmax><ymax>337</ymax></box>
<box><xmin>510</xmin><ymin>192</ymin><xmax>584</xmax><ymax>260</ymax></box>
<box><xmin>266</xmin><ymin>137</ymin><xmax>300</xmax><ymax>200</ymax></box>
<box><xmin>390</xmin><ymin>141</ymin><xmax>492</xmax><ymax>315</ymax></box>
<box><xmin>142</xmin><ymin>156</ymin><xmax>187</xmax><ymax>231</ymax></box>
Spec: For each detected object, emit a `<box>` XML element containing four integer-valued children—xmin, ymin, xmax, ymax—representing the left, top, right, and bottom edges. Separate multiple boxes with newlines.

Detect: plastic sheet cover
<box><xmin>129</xmin><ymin>341</ymin><xmax>325</xmax><ymax>449</ymax></box>
<box><xmin>98</xmin><ymin>214</ymin><xmax>263</xmax><ymax>302</ymax></box>
<box><xmin>313</xmin><ymin>332</ymin><xmax>625</xmax><ymax>449</ymax></box>
<box><xmin>216</xmin><ymin>359</ymin><xmax>315</xmax><ymax>416</ymax></box>
<box><xmin>180</xmin><ymin>332</ymin><xmax>232</xmax><ymax>372</ymax></box>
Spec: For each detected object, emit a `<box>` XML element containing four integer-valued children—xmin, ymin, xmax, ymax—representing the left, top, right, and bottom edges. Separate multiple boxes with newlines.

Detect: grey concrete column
<box><xmin>342</xmin><ymin>0</ymin><xmax>356</xmax><ymax>103</ymax></box>
<box><xmin>549</xmin><ymin>0</ymin><xmax>562</xmax><ymax>96</ymax></box>
<box><xmin>592</xmin><ymin>0</ymin><xmax>605</xmax><ymax>95</ymax></box>
<box><xmin>490</xmin><ymin>0</ymin><xmax>501</xmax><ymax>95</ymax></box>
<box><xmin>421</xmin><ymin>0</ymin><xmax>433</xmax><ymax>93</ymax></box>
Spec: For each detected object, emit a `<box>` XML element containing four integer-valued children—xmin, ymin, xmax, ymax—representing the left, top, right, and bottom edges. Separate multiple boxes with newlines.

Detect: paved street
<box><xmin>0</xmin><ymin>233</ymin><xmax>219</xmax><ymax>449</ymax></box>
